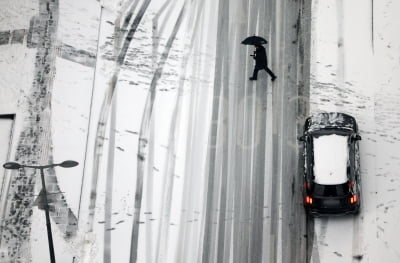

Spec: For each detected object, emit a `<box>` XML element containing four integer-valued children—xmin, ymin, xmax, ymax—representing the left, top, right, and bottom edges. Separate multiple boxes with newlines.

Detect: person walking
<box><xmin>249</xmin><ymin>44</ymin><xmax>277</xmax><ymax>81</ymax></box>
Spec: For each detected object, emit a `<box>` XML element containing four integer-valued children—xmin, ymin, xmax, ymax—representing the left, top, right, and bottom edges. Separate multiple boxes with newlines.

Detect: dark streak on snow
<box><xmin>85</xmin><ymin>0</ymin><xmax>152</xmax><ymax>253</ymax></box>
<box><xmin>0</xmin><ymin>31</ymin><xmax>11</xmax><ymax>45</ymax></box>
<box><xmin>125</xmin><ymin>130</ymin><xmax>138</xmax><ymax>134</ymax></box>
<box><xmin>57</xmin><ymin>43</ymin><xmax>96</xmax><ymax>67</ymax></box>
<box><xmin>334</xmin><ymin>251</ymin><xmax>343</xmax><ymax>257</ymax></box>
<box><xmin>1</xmin><ymin>25</ymin><xmax>97</xmax><ymax>68</ymax></box>
<box><xmin>371</xmin><ymin>0</ymin><xmax>374</xmax><ymax>51</ymax></box>
<box><xmin>160</xmin><ymin>1</ymin><xmax>206</xmax><ymax>261</ymax></box>
<box><xmin>0</xmin><ymin>29</ymin><xmax>26</xmax><ymax>45</ymax></box>
<box><xmin>201</xmin><ymin>0</ymin><xmax>227</xmax><ymax>261</ymax></box>
<box><xmin>132</xmin><ymin>3</ymin><xmax>186</xmax><ymax>263</ymax></box>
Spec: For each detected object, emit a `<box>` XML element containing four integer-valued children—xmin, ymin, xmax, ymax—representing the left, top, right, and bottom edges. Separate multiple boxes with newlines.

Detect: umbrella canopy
<box><xmin>241</xmin><ymin>35</ymin><xmax>268</xmax><ymax>45</ymax></box>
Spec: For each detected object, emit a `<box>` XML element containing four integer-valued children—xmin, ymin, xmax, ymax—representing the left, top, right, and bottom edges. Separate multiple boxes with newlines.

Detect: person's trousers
<box><xmin>252</xmin><ymin>65</ymin><xmax>276</xmax><ymax>79</ymax></box>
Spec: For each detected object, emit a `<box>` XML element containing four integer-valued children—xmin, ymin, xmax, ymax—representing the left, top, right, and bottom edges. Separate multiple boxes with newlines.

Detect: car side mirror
<box><xmin>298</xmin><ymin>135</ymin><xmax>305</xmax><ymax>141</ymax></box>
<box><xmin>353</xmin><ymin>134</ymin><xmax>362</xmax><ymax>141</ymax></box>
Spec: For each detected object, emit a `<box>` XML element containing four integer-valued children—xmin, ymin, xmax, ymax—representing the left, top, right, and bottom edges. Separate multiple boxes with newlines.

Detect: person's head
<box><xmin>255</xmin><ymin>44</ymin><xmax>262</xmax><ymax>48</ymax></box>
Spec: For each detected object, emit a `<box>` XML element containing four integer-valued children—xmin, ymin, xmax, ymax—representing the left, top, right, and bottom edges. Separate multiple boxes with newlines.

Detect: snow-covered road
<box><xmin>1</xmin><ymin>0</ymin><xmax>400</xmax><ymax>262</ymax></box>
<box><xmin>310</xmin><ymin>0</ymin><xmax>400</xmax><ymax>262</ymax></box>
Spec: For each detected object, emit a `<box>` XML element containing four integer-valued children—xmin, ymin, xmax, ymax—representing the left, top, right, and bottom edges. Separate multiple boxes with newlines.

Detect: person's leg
<box><xmin>265</xmin><ymin>66</ymin><xmax>277</xmax><ymax>81</ymax></box>
<box><xmin>250</xmin><ymin>67</ymin><xmax>259</xmax><ymax>80</ymax></box>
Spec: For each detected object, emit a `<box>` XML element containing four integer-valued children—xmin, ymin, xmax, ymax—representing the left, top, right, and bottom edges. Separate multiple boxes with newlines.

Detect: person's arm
<box><xmin>250</xmin><ymin>49</ymin><xmax>256</xmax><ymax>59</ymax></box>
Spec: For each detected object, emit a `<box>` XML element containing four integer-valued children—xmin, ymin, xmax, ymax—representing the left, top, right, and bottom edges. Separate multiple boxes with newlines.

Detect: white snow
<box><xmin>313</xmin><ymin>134</ymin><xmax>349</xmax><ymax>185</ymax></box>
<box><xmin>0</xmin><ymin>0</ymin><xmax>37</xmax><ymax>31</ymax></box>
<box><xmin>310</xmin><ymin>0</ymin><xmax>400</xmax><ymax>262</ymax></box>
<box><xmin>1</xmin><ymin>0</ymin><xmax>400</xmax><ymax>262</ymax></box>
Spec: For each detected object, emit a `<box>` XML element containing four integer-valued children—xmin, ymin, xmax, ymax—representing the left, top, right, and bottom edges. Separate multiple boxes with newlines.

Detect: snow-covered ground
<box><xmin>1</xmin><ymin>0</ymin><xmax>218</xmax><ymax>262</ymax></box>
<box><xmin>310</xmin><ymin>0</ymin><xmax>400</xmax><ymax>262</ymax></box>
<box><xmin>1</xmin><ymin>0</ymin><xmax>399</xmax><ymax>262</ymax></box>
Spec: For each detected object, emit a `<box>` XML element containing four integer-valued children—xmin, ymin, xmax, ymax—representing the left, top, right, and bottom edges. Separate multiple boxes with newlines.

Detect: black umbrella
<box><xmin>241</xmin><ymin>35</ymin><xmax>268</xmax><ymax>45</ymax></box>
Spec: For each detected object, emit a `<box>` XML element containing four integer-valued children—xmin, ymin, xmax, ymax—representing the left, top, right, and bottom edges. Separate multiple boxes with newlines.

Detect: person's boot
<box><xmin>271</xmin><ymin>75</ymin><xmax>277</xmax><ymax>81</ymax></box>
<box><xmin>249</xmin><ymin>77</ymin><xmax>257</xmax><ymax>81</ymax></box>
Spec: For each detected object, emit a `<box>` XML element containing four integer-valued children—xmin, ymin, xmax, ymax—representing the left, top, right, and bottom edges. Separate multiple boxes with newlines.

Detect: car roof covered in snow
<box><xmin>313</xmin><ymin>133</ymin><xmax>349</xmax><ymax>185</ymax></box>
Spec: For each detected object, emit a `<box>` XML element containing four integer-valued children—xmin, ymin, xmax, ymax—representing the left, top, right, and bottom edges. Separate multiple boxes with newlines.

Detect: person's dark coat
<box><xmin>254</xmin><ymin>45</ymin><xmax>267</xmax><ymax>67</ymax></box>
<box><xmin>249</xmin><ymin>44</ymin><xmax>276</xmax><ymax>81</ymax></box>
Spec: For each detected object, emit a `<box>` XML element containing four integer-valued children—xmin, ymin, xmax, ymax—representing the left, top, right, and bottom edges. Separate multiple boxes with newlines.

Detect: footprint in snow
<box><xmin>334</xmin><ymin>251</ymin><xmax>342</xmax><ymax>257</ymax></box>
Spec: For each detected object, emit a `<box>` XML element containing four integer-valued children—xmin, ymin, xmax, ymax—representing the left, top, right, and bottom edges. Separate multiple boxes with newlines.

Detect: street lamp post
<box><xmin>3</xmin><ymin>160</ymin><xmax>79</xmax><ymax>263</ymax></box>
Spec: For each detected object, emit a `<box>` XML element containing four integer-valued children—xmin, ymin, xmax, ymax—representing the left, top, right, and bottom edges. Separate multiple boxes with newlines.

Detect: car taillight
<box><xmin>305</xmin><ymin>196</ymin><xmax>313</xmax><ymax>204</ymax></box>
<box><xmin>348</xmin><ymin>181</ymin><xmax>354</xmax><ymax>188</ymax></box>
<box><xmin>304</xmin><ymin>182</ymin><xmax>310</xmax><ymax>189</ymax></box>
<box><xmin>350</xmin><ymin>195</ymin><xmax>358</xmax><ymax>204</ymax></box>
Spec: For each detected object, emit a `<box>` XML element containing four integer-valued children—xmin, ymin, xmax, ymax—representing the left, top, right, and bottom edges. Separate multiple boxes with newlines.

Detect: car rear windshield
<box><xmin>313</xmin><ymin>183</ymin><xmax>349</xmax><ymax>197</ymax></box>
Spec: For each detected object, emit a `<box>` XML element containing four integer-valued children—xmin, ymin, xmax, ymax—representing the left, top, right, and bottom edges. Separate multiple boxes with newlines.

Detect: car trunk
<box><xmin>311</xmin><ymin>183</ymin><xmax>349</xmax><ymax>197</ymax></box>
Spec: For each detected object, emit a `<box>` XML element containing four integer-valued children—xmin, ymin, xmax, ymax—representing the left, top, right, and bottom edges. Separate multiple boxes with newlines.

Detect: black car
<box><xmin>298</xmin><ymin>112</ymin><xmax>362</xmax><ymax>216</ymax></box>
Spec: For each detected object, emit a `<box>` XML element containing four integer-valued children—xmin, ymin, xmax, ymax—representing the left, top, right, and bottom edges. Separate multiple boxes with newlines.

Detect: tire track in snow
<box><xmin>371</xmin><ymin>0</ymin><xmax>374</xmax><ymax>50</ymax></box>
<box><xmin>103</xmin><ymin>95</ymin><xmax>117</xmax><ymax>263</ymax></box>
<box><xmin>249</xmin><ymin>1</ymin><xmax>269</xmax><ymax>262</ymax></box>
<box><xmin>282</xmin><ymin>0</ymin><xmax>312</xmax><ymax>262</ymax></box>
<box><xmin>85</xmin><ymin>0</ymin><xmax>151</xmax><ymax>244</ymax></box>
<box><xmin>145</xmin><ymin>3</ymin><xmax>177</xmax><ymax>261</ymax></box>
<box><xmin>269</xmin><ymin>0</ymin><xmax>283</xmax><ymax>261</ymax></box>
<box><xmin>81</xmin><ymin>2</ymin><xmax>151</xmax><ymax>261</ymax></box>
<box><xmin>120</xmin><ymin>0</ymin><xmax>141</xmax><ymax>34</ymax></box>
<box><xmin>236</xmin><ymin>0</ymin><xmax>259</xmax><ymax>261</ymax></box>
<box><xmin>215</xmin><ymin>17</ymin><xmax>230</xmax><ymax>263</ymax></box>
<box><xmin>0</xmin><ymin>1</ymin><xmax>80</xmax><ymax>261</ymax></box>
<box><xmin>336</xmin><ymin>0</ymin><xmax>345</xmax><ymax>92</ymax></box>
<box><xmin>267</xmin><ymin>0</ymin><xmax>312</xmax><ymax>261</ymax></box>
<box><xmin>310</xmin><ymin>218</ymin><xmax>328</xmax><ymax>263</ymax></box>
<box><xmin>307</xmin><ymin>218</ymin><xmax>317</xmax><ymax>263</ymax></box>
<box><xmin>200</xmin><ymin>0</ymin><xmax>228</xmax><ymax>261</ymax></box>
<box><xmin>130</xmin><ymin>4</ymin><xmax>187</xmax><ymax>262</ymax></box>
<box><xmin>168</xmin><ymin>42</ymin><xmax>197</xmax><ymax>263</ymax></box>
<box><xmin>173</xmin><ymin>2</ymin><xmax>207</xmax><ymax>262</ymax></box>
<box><xmin>232</xmin><ymin>2</ymin><xmax>249</xmax><ymax>262</ymax></box>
